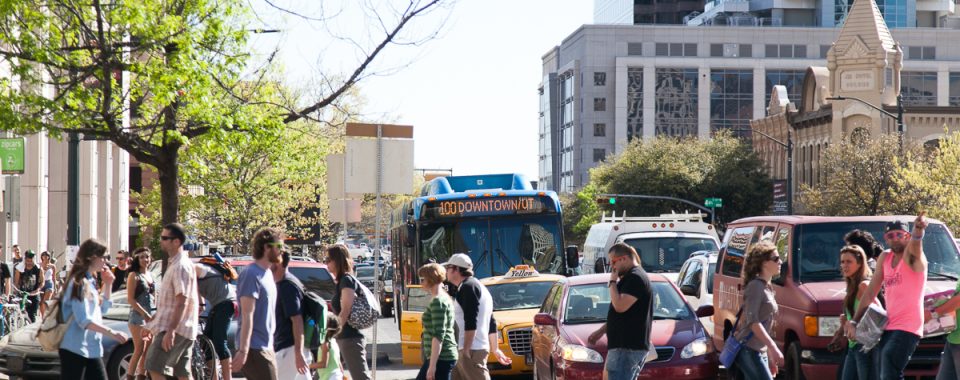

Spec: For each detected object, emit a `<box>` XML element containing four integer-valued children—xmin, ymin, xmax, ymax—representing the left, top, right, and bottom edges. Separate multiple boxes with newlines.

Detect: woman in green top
<box><xmin>838</xmin><ymin>245</ymin><xmax>877</xmax><ymax>380</ymax></box>
<box><xmin>417</xmin><ymin>263</ymin><xmax>458</xmax><ymax>380</ymax></box>
<box><xmin>934</xmin><ymin>274</ymin><xmax>960</xmax><ymax>380</ymax></box>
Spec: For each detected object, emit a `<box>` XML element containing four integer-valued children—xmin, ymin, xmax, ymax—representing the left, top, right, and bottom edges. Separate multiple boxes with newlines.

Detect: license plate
<box><xmin>7</xmin><ymin>356</ymin><xmax>24</xmax><ymax>372</ymax></box>
<box><xmin>525</xmin><ymin>353</ymin><xmax>533</xmax><ymax>366</ymax></box>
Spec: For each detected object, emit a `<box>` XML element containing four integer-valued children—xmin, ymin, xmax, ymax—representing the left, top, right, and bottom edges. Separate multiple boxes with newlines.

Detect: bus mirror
<box><xmin>404</xmin><ymin>222</ymin><xmax>416</xmax><ymax>248</ymax></box>
<box><xmin>565</xmin><ymin>245</ymin><xmax>579</xmax><ymax>271</ymax></box>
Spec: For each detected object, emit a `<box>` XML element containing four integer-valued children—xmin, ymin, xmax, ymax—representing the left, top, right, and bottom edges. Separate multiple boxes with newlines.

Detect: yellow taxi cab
<box><xmin>399</xmin><ymin>265</ymin><xmax>563</xmax><ymax>376</ymax></box>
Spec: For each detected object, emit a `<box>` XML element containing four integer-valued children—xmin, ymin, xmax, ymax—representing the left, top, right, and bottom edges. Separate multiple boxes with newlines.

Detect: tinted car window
<box><xmin>487</xmin><ymin>281</ymin><xmax>554</xmax><ymax>311</ymax></box>
<box><xmin>356</xmin><ymin>267</ymin><xmax>376</xmax><ymax>278</ymax></box>
<box><xmin>234</xmin><ymin>264</ymin><xmax>336</xmax><ymax>300</ymax></box>
<box><xmin>623</xmin><ymin>237</ymin><xmax>719</xmax><ymax>273</ymax></box>
<box><xmin>707</xmin><ymin>262</ymin><xmax>716</xmax><ymax>294</ymax></box>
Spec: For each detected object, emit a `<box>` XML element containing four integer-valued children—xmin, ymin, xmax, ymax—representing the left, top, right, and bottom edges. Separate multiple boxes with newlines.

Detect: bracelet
<box><xmin>912</xmin><ymin>233</ymin><xmax>924</xmax><ymax>241</ymax></box>
<box><xmin>849</xmin><ymin>320</ymin><xmax>858</xmax><ymax>326</ymax></box>
<box><xmin>608</xmin><ymin>281</ymin><xmax>617</xmax><ymax>287</ymax></box>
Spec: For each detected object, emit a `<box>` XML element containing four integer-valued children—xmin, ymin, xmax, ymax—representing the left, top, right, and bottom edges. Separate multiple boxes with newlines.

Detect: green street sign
<box><xmin>0</xmin><ymin>138</ymin><xmax>25</xmax><ymax>174</ymax></box>
<box><xmin>705</xmin><ymin>197</ymin><xmax>723</xmax><ymax>208</ymax></box>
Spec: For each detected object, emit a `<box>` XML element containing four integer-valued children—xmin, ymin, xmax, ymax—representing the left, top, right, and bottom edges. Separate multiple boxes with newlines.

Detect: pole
<box><xmin>67</xmin><ymin>132</ymin><xmax>80</xmax><ymax>246</ymax></box>
<box><xmin>897</xmin><ymin>94</ymin><xmax>905</xmax><ymax>156</ymax></box>
<box><xmin>787</xmin><ymin>129</ymin><xmax>794</xmax><ymax>215</ymax></box>
<box><xmin>371</xmin><ymin>124</ymin><xmax>383</xmax><ymax>379</ymax></box>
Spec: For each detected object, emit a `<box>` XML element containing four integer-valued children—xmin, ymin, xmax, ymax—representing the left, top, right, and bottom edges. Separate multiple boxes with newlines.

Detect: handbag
<box><xmin>346</xmin><ymin>274</ymin><xmax>381</xmax><ymax>330</ymax></box>
<box><xmin>37</xmin><ymin>293</ymin><xmax>72</xmax><ymax>352</ymax></box>
<box><xmin>719</xmin><ymin>307</ymin><xmax>753</xmax><ymax>368</ymax></box>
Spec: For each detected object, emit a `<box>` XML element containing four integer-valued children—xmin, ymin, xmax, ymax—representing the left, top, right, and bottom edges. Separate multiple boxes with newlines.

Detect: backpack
<box><xmin>37</xmin><ymin>287</ymin><xmax>73</xmax><ymax>351</ymax></box>
<box><xmin>198</xmin><ymin>257</ymin><xmax>238</xmax><ymax>282</ymax></box>
<box><xmin>346</xmin><ymin>274</ymin><xmax>381</xmax><ymax>330</ymax></box>
<box><xmin>281</xmin><ymin>278</ymin><xmax>328</xmax><ymax>351</ymax></box>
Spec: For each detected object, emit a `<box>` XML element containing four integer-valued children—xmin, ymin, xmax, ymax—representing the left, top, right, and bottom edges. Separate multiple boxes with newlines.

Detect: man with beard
<box><xmin>845</xmin><ymin>213</ymin><xmax>929</xmax><ymax>380</ymax></box>
<box><xmin>144</xmin><ymin>223</ymin><xmax>200</xmax><ymax>380</ymax></box>
<box><xmin>13</xmin><ymin>250</ymin><xmax>43</xmax><ymax>322</ymax></box>
<box><xmin>233</xmin><ymin>227</ymin><xmax>282</xmax><ymax>380</ymax></box>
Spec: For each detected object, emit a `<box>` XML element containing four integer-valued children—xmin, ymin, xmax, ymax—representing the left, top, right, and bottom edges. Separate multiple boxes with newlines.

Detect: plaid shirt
<box><xmin>146</xmin><ymin>250</ymin><xmax>199</xmax><ymax>338</ymax></box>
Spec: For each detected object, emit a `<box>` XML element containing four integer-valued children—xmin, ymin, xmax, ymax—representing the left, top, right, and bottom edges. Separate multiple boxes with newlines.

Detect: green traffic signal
<box><xmin>609</xmin><ymin>197</ymin><xmax>616</xmax><ymax>205</ymax></box>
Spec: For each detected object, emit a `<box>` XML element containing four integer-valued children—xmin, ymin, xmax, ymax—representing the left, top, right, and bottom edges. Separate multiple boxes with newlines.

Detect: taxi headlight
<box><xmin>560</xmin><ymin>342</ymin><xmax>604</xmax><ymax>363</ymax></box>
<box><xmin>681</xmin><ymin>337</ymin><xmax>711</xmax><ymax>359</ymax></box>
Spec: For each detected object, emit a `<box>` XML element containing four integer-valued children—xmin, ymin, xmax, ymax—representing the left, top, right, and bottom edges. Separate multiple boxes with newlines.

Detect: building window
<box><xmin>593</xmin><ymin>149</ymin><xmax>606</xmax><ymax>163</ymax></box>
<box><xmin>655</xmin><ymin>68</ymin><xmax>699</xmax><ymax>137</ymax></box>
<box><xmin>655</xmin><ymin>43</ymin><xmax>697</xmax><ymax>57</ymax></box>
<box><xmin>711</xmin><ymin>69</ymin><xmax>753</xmax><ymax>136</ymax></box>
<box><xmin>627</xmin><ymin>43</ymin><xmax>643</xmax><ymax>56</ymax></box>
<box><xmin>710</xmin><ymin>43</ymin><xmax>751</xmax><ymax>58</ymax></box>
<box><xmin>765</xmin><ymin>70</ymin><xmax>805</xmax><ymax>107</ymax></box>
<box><xmin>765</xmin><ymin>44</ymin><xmax>807</xmax><ymax>58</ymax></box>
<box><xmin>594</xmin><ymin>72</ymin><xmax>607</xmax><ymax>86</ymax></box>
<box><xmin>129</xmin><ymin>166</ymin><xmax>143</xmax><ymax>194</ymax></box>
<box><xmin>877</xmin><ymin>0</ymin><xmax>907</xmax><ymax>27</ymax></box>
<box><xmin>594</xmin><ymin>98</ymin><xmax>607</xmax><ymax>112</ymax></box>
<box><xmin>901</xmin><ymin>71</ymin><xmax>938</xmax><ymax>106</ymax></box>
<box><xmin>594</xmin><ymin>123</ymin><xmax>606</xmax><ymax>137</ymax></box>
<box><xmin>740</xmin><ymin>44</ymin><xmax>753</xmax><ymax>58</ymax></box>
<box><xmin>907</xmin><ymin>46</ymin><xmax>936</xmax><ymax>60</ymax></box>
<box><xmin>950</xmin><ymin>72</ymin><xmax>960</xmax><ymax>106</ymax></box>
<box><xmin>821</xmin><ymin>45</ymin><xmax>832</xmax><ymax>58</ymax></box>
<box><xmin>835</xmin><ymin>0</ymin><xmax>854</xmax><ymax>25</ymax></box>
<box><xmin>627</xmin><ymin>68</ymin><xmax>644</xmax><ymax>141</ymax></box>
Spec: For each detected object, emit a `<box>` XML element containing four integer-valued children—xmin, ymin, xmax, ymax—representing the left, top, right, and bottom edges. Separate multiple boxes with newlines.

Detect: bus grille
<box><xmin>507</xmin><ymin>328</ymin><xmax>533</xmax><ymax>355</ymax></box>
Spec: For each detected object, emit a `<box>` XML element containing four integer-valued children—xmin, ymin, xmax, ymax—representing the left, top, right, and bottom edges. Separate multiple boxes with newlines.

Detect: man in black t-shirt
<box><xmin>0</xmin><ymin>262</ymin><xmax>11</xmax><ymax>297</ymax></box>
<box><xmin>587</xmin><ymin>243</ymin><xmax>653</xmax><ymax>380</ymax></box>
<box><xmin>272</xmin><ymin>251</ymin><xmax>311</xmax><ymax>379</ymax></box>
<box><xmin>111</xmin><ymin>250</ymin><xmax>129</xmax><ymax>292</ymax></box>
<box><xmin>13</xmin><ymin>250</ymin><xmax>43</xmax><ymax>322</ymax></box>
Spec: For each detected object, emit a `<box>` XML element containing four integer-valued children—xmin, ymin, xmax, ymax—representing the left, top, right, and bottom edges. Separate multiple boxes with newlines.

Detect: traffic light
<box><xmin>596</xmin><ymin>196</ymin><xmax>617</xmax><ymax>205</ymax></box>
<box><xmin>609</xmin><ymin>197</ymin><xmax>616</xmax><ymax>205</ymax></box>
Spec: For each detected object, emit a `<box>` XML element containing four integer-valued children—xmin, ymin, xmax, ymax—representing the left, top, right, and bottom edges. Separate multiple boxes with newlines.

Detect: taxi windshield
<box><xmin>486</xmin><ymin>281</ymin><xmax>554</xmax><ymax>311</ymax></box>
<box><xmin>564</xmin><ymin>281</ymin><xmax>691</xmax><ymax>324</ymax></box>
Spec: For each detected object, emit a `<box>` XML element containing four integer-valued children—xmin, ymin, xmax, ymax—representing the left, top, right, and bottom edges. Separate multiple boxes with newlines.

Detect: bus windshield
<box><xmin>622</xmin><ymin>237</ymin><xmax>719</xmax><ymax>273</ymax></box>
<box><xmin>418</xmin><ymin>214</ymin><xmax>563</xmax><ymax>277</ymax></box>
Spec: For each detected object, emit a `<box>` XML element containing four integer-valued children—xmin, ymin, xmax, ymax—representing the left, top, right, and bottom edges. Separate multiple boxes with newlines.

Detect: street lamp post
<box><xmin>734</xmin><ymin>129</ymin><xmax>793</xmax><ymax>215</ymax></box>
<box><xmin>826</xmin><ymin>95</ymin><xmax>904</xmax><ymax>155</ymax></box>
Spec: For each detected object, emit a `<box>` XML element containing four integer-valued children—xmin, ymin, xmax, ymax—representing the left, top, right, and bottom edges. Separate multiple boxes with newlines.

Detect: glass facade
<box><xmin>559</xmin><ymin>74</ymin><xmax>576</xmax><ymax>192</ymax></box>
<box><xmin>835</xmin><ymin>0</ymin><xmax>854</xmax><ymax>25</ymax></box>
<box><xmin>877</xmin><ymin>0</ymin><xmax>908</xmax><ymax>27</ymax></box>
<box><xmin>950</xmin><ymin>72</ymin><xmax>960</xmax><ymax>107</ymax></box>
<box><xmin>901</xmin><ymin>71</ymin><xmax>937</xmax><ymax>106</ymax></box>
<box><xmin>710</xmin><ymin>69</ymin><xmax>753</xmax><ymax>135</ymax></box>
<box><xmin>627</xmin><ymin>68</ymin><xmax>644</xmax><ymax>141</ymax></box>
<box><xmin>538</xmin><ymin>81</ymin><xmax>552</xmax><ymax>190</ymax></box>
<box><xmin>655</xmin><ymin>68</ymin><xmax>699</xmax><ymax>137</ymax></box>
<box><xmin>765</xmin><ymin>70</ymin><xmax>805</xmax><ymax>106</ymax></box>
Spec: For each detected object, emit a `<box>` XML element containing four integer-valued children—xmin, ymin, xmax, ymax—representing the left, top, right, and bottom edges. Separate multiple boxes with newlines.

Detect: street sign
<box><xmin>705</xmin><ymin>197</ymin><xmax>723</xmax><ymax>208</ymax></box>
<box><xmin>0</xmin><ymin>138</ymin><xmax>25</xmax><ymax>174</ymax></box>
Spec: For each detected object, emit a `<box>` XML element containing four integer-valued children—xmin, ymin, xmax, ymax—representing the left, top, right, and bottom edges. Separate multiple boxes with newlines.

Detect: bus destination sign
<box><xmin>426</xmin><ymin>197</ymin><xmax>549</xmax><ymax>218</ymax></box>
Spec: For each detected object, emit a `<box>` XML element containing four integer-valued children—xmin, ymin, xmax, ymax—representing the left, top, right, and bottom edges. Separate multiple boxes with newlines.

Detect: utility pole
<box><xmin>733</xmin><ymin>129</ymin><xmax>793</xmax><ymax>215</ymax></box>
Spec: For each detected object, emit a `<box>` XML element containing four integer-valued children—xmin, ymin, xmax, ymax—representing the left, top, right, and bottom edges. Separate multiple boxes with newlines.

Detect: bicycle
<box><xmin>1</xmin><ymin>291</ymin><xmax>34</xmax><ymax>336</ymax></box>
<box><xmin>192</xmin><ymin>316</ymin><xmax>223</xmax><ymax>380</ymax></box>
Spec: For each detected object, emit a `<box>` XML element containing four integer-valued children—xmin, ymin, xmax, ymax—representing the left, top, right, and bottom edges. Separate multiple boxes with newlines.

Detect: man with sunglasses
<box><xmin>588</xmin><ymin>243</ymin><xmax>653</xmax><ymax>380</ymax></box>
<box><xmin>112</xmin><ymin>250</ymin><xmax>130</xmax><ymax>292</ymax></box>
<box><xmin>845</xmin><ymin>213</ymin><xmax>929</xmax><ymax>380</ymax></box>
<box><xmin>442</xmin><ymin>253</ymin><xmax>494</xmax><ymax>380</ymax></box>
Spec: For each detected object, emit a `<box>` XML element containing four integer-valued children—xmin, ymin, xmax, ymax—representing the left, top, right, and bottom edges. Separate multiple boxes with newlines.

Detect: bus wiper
<box><xmin>928</xmin><ymin>270</ymin><xmax>958</xmax><ymax>281</ymax></box>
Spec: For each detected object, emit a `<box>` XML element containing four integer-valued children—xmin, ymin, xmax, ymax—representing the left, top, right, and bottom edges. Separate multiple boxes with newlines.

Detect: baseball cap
<box><xmin>885</xmin><ymin>220</ymin><xmax>909</xmax><ymax>233</ymax></box>
<box><xmin>24</xmin><ymin>249</ymin><xmax>36</xmax><ymax>259</ymax></box>
<box><xmin>441</xmin><ymin>253</ymin><xmax>473</xmax><ymax>270</ymax></box>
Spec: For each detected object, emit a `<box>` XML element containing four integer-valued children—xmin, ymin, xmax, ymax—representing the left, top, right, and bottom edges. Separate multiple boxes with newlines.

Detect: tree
<box><xmin>0</xmin><ymin>0</ymin><xmax>447</xmax><ymax>226</ymax></box>
<box><xmin>578</xmin><ymin>132</ymin><xmax>772</xmax><ymax>233</ymax></box>
<box><xmin>797</xmin><ymin>133</ymin><xmax>926</xmax><ymax>216</ymax></box>
<box><xmin>897</xmin><ymin>130</ymin><xmax>960</xmax><ymax>232</ymax></box>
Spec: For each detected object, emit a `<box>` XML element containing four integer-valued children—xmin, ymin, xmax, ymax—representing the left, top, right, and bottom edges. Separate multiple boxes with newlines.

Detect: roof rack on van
<box><xmin>600</xmin><ymin>210</ymin><xmax>708</xmax><ymax>224</ymax></box>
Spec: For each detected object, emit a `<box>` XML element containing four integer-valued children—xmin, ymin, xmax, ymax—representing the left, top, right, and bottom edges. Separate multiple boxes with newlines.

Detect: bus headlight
<box><xmin>681</xmin><ymin>337</ymin><xmax>711</xmax><ymax>359</ymax></box>
<box><xmin>561</xmin><ymin>342</ymin><xmax>604</xmax><ymax>363</ymax></box>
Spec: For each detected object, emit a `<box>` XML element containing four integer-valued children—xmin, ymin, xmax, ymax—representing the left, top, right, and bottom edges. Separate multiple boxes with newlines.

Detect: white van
<box><xmin>581</xmin><ymin>212</ymin><xmax>720</xmax><ymax>281</ymax></box>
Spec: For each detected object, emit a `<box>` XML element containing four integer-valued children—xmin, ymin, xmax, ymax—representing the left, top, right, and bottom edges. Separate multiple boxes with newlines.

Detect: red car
<box><xmin>231</xmin><ymin>260</ymin><xmax>337</xmax><ymax>301</ymax></box>
<box><xmin>531</xmin><ymin>273</ymin><xmax>717</xmax><ymax>380</ymax></box>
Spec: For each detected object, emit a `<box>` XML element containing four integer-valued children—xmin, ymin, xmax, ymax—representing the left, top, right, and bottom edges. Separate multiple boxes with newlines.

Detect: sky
<box><xmin>249</xmin><ymin>0</ymin><xmax>593</xmax><ymax>181</ymax></box>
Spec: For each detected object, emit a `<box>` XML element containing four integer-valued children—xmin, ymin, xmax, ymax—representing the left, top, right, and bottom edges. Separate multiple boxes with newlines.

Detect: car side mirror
<box><xmin>404</xmin><ymin>222</ymin><xmax>415</xmax><ymax>248</ymax></box>
<box><xmin>565</xmin><ymin>246</ymin><xmax>579</xmax><ymax>272</ymax></box>
<box><xmin>695</xmin><ymin>305</ymin><xmax>715</xmax><ymax>318</ymax></box>
<box><xmin>680</xmin><ymin>284</ymin><xmax>699</xmax><ymax>297</ymax></box>
<box><xmin>534</xmin><ymin>313</ymin><xmax>557</xmax><ymax>326</ymax></box>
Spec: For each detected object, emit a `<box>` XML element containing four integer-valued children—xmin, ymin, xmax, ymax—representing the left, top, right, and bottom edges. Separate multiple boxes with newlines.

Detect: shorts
<box><xmin>144</xmin><ymin>331</ymin><xmax>194</xmax><ymax>378</ymax></box>
<box><xmin>42</xmin><ymin>280</ymin><xmax>54</xmax><ymax>292</ymax></box>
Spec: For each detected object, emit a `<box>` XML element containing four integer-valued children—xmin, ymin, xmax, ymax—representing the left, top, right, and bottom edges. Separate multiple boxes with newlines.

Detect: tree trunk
<box><xmin>157</xmin><ymin>147</ymin><xmax>180</xmax><ymax>227</ymax></box>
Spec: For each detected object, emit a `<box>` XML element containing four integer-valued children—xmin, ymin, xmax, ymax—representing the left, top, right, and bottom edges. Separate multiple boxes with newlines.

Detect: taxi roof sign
<box><xmin>504</xmin><ymin>265</ymin><xmax>539</xmax><ymax>279</ymax></box>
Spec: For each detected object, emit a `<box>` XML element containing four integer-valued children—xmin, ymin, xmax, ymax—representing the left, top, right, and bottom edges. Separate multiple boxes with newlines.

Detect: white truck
<box><xmin>581</xmin><ymin>212</ymin><xmax>720</xmax><ymax>282</ymax></box>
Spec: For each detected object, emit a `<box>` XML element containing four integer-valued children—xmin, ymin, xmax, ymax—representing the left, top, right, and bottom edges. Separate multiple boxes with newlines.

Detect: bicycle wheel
<box><xmin>191</xmin><ymin>335</ymin><xmax>221</xmax><ymax>380</ymax></box>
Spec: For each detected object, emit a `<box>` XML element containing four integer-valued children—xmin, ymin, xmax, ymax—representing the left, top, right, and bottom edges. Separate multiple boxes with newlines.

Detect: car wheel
<box><xmin>783</xmin><ymin>342</ymin><xmax>805</xmax><ymax>380</ymax></box>
<box><xmin>106</xmin><ymin>343</ymin><xmax>133</xmax><ymax>380</ymax></box>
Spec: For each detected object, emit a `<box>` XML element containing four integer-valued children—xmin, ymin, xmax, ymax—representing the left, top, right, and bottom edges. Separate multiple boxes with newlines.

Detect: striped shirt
<box><xmin>146</xmin><ymin>250</ymin><xmax>200</xmax><ymax>338</ymax></box>
<box><xmin>421</xmin><ymin>295</ymin><xmax>458</xmax><ymax>361</ymax></box>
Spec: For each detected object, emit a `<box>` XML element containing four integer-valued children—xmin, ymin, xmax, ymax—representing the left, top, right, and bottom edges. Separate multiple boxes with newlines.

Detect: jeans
<box><xmin>842</xmin><ymin>343</ymin><xmax>878</xmax><ymax>380</ymax></box>
<box><xmin>59</xmin><ymin>348</ymin><xmax>107</xmax><ymax>380</ymax></box>
<box><xmin>417</xmin><ymin>359</ymin><xmax>456</xmax><ymax>380</ymax></box>
<box><xmin>734</xmin><ymin>346</ymin><xmax>773</xmax><ymax>380</ymax></box>
<box><xmin>879</xmin><ymin>330</ymin><xmax>921</xmax><ymax>380</ymax></box>
<box><xmin>203</xmin><ymin>301</ymin><xmax>235</xmax><ymax>360</ymax></box>
<box><xmin>605</xmin><ymin>348</ymin><xmax>649</xmax><ymax>380</ymax></box>
<box><xmin>936</xmin><ymin>341</ymin><xmax>960</xmax><ymax>380</ymax></box>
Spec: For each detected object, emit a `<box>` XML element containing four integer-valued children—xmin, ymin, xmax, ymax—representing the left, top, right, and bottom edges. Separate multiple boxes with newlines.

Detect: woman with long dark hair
<box><xmin>125</xmin><ymin>248</ymin><xmax>155</xmax><ymax>380</ymax></box>
<box><xmin>732</xmin><ymin>241</ymin><xmax>783</xmax><ymax>379</ymax></box>
<box><xmin>58</xmin><ymin>239</ymin><xmax>130</xmax><ymax>380</ymax></box>
<box><xmin>325</xmin><ymin>244</ymin><xmax>371</xmax><ymax>380</ymax></box>
<box><xmin>838</xmin><ymin>245</ymin><xmax>877</xmax><ymax>379</ymax></box>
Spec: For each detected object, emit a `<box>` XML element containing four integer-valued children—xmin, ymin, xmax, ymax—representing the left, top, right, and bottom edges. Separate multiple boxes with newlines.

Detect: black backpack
<box><xmin>301</xmin><ymin>291</ymin><xmax>328</xmax><ymax>351</ymax></box>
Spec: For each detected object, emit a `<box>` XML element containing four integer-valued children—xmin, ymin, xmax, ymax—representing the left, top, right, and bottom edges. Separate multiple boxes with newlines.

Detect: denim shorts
<box><xmin>605</xmin><ymin>348</ymin><xmax>649</xmax><ymax>380</ymax></box>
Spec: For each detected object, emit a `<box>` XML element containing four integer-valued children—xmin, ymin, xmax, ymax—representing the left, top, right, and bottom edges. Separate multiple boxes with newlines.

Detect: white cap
<box><xmin>441</xmin><ymin>253</ymin><xmax>473</xmax><ymax>270</ymax></box>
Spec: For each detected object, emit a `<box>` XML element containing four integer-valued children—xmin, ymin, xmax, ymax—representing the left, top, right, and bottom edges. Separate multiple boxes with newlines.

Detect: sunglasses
<box><xmin>768</xmin><ymin>255</ymin><xmax>782</xmax><ymax>263</ymax></box>
<box><xmin>266</xmin><ymin>242</ymin><xmax>284</xmax><ymax>248</ymax></box>
<box><xmin>159</xmin><ymin>236</ymin><xmax>176</xmax><ymax>241</ymax></box>
<box><xmin>884</xmin><ymin>231</ymin><xmax>910</xmax><ymax>240</ymax></box>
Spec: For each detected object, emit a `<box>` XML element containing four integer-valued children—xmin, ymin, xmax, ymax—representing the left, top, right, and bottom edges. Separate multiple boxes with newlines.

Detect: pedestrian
<box><xmin>126</xmin><ymin>248</ymin><xmax>156</xmax><ymax>380</ymax></box>
<box><xmin>112</xmin><ymin>250</ymin><xmax>130</xmax><ymax>292</ymax></box>
<box><xmin>12</xmin><ymin>245</ymin><xmax>22</xmax><ymax>267</ymax></box>
<box><xmin>14</xmin><ymin>249</ymin><xmax>43</xmax><ymax>322</ymax></box>
<box><xmin>844</xmin><ymin>229</ymin><xmax>884</xmax><ymax>274</ymax></box>
<box><xmin>845</xmin><ymin>214</ymin><xmax>929</xmax><ymax>380</ymax></box>
<box><xmin>233</xmin><ymin>227</ymin><xmax>282</xmax><ymax>380</ymax></box>
<box><xmin>143</xmin><ymin>223</ymin><xmax>200</xmax><ymax>380</ymax></box>
<box><xmin>934</xmin><ymin>266</ymin><xmax>960</xmax><ymax>380</ymax></box>
<box><xmin>272</xmin><ymin>250</ymin><xmax>312</xmax><ymax>380</ymax></box>
<box><xmin>59</xmin><ymin>238</ymin><xmax>130</xmax><ymax>380</ymax></box>
<box><xmin>0</xmin><ymin>259</ymin><xmax>10</xmax><ymax>298</ymax></box>
<box><xmin>40</xmin><ymin>251</ymin><xmax>56</xmax><ymax>318</ymax></box>
<box><xmin>731</xmin><ymin>241</ymin><xmax>783</xmax><ymax>379</ymax></box>
<box><xmin>585</xmin><ymin>243</ymin><xmax>654</xmax><ymax>380</ymax></box>
<box><xmin>442</xmin><ymin>253</ymin><xmax>493</xmax><ymax>380</ymax></box>
<box><xmin>309</xmin><ymin>314</ymin><xmax>344</xmax><ymax>380</ymax></box>
<box><xmin>195</xmin><ymin>252</ymin><xmax>237</xmax><ymax>380</ymax></box>
<box><xmin>838</xmin><ymin>245</ymin><xmax>878</xmax><ymax>380</ymax></box>
<box><xmin>416</xmin><ymin>263</ymin><xmax>458</xmax><ymax>380</ymax></box>
<box><xmin>325</xmin><ymin>244</ymin><xmax>372</xmax><ymax>380</ymax></box>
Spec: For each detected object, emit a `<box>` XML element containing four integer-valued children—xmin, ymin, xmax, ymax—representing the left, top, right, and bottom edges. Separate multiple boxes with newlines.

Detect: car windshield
<box><xmin>356</xmin><ymin>267</ymin><xmax>376</xmax><ymax>278</ymax></box>
<box><xmin>234</xmin><ymin>264</ymin><xmax>337</xmax><ymax>300</ymax></box>
<box><xmin>486</xmin><ymin>281</ymin><xmax>555</xmax><ymax>311</ymax></box>
<box><xmin>564</xmin><ymin>281</ymin><xmax>692</xmax><ymax>324</ymax></box>
<box><xmin>622</xmin><ymin>237</ymin><xmax>719</xmax><ymax>273</ymax></box>
<box><xmin>797</xmin><ymin>222</ymin><xmax>960</xmax><ymax>282</ymax></box>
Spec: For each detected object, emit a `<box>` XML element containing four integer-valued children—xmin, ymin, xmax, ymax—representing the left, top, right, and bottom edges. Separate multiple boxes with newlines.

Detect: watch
<box><xmin>608</xmin><ymin>280</ymin><xmax>617</xmax><ymax>287</ymax></box>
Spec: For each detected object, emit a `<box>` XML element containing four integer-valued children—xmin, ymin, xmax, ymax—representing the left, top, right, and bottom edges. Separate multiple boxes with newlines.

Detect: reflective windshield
<box><xmin>622</xmin><ymin>237</ymin><xmax>719</xmax><ymax>273</ymax></box>
<box><xmin>418</xmin><ymin>215</ymin><xmax>564</xmax><ymax>277</ymax></box>
<box><xmin>563</xmin><ymin>281</ymin><xmax>692</xmax><ymax>324</ymax></box>
<box><xmin>797</xmin><ymin>222</ymin><xmax>960</xmax><ymax>282</ymax></box>
<box><xmin>487</xmin><ymin>281</ymin><xmax>555</xmax><ymax>311</ymax></box>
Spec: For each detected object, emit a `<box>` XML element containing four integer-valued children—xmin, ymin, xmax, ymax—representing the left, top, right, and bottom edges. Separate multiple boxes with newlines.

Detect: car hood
<box><xmin>493</xmin><ymin>308</ymin><xmax>539</xmax><ymax>330</ymax></box>
<box><xmin>799</xmin><ymin>279</ymin><xmax>958</xmax><ymax>315</ymax></box>
<box><xmin>560</xmin><ymin>318</ymin><xmax>705</xmax><ymax>355</ymax></box>
<box><xmin>5</xmin><ymin>322</ymin><xmax>40</xmax><ymax>347</ymax></box>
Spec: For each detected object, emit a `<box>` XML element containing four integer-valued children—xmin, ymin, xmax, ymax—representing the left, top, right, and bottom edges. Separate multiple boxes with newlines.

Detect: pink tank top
<box><xmin>882</xmin><ymin>250</ymin><xmax>926</xmax><ymax>336</ymax></box>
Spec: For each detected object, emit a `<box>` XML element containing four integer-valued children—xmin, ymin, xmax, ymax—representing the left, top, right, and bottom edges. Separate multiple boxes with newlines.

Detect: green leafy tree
<box><xmin>897</xmin><ymin>130</ymin><xmax>960</xmax><ymax>231</ymax></box>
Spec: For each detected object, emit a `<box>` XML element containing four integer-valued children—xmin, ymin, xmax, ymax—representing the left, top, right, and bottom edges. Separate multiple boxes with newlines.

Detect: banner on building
<box><xmin>0</xmin><ymin>138</ymin><xmax>25</xmax><ymax>174</ymax></box>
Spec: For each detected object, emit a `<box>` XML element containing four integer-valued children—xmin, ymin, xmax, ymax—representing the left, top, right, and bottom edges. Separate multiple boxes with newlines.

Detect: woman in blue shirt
<box><xmin>59</xmin><ymin>239</ymin><xmax>130</xmax><ymax>380</ymax></box>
